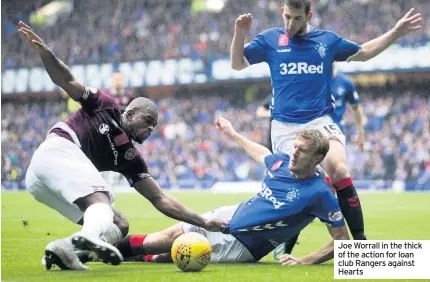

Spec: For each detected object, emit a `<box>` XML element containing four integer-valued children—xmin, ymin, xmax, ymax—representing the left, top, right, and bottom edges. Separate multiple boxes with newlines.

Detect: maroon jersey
<box><xmin>51</xmin><ymin>86</ymin><xmax>149</xmax><ymax>186</ymax></box>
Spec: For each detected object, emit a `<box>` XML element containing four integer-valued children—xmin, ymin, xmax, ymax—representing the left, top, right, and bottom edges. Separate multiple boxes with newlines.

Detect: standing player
<box><xmin>331</xmin><ymin>64</ymin><xmax>365</xmax><ymax>152</ymax></box>
<box><xmin>256</xmin><ymin>94</ymin><xmax>273</xmax><ymax>151</ymax></box>
<box><xmin>230</xmin><ymin>0</ymin><xmax>421</xmax><ymax>240</ymax></box>
<box><xmin>19</xmin><ymin>22</ymin><xmax>225</xmax><ymax>271</ymax></box>
<box><xmin>98</xmin><ymin>118</ymin><xmax>349</xmax><ymax>266</ymax></box>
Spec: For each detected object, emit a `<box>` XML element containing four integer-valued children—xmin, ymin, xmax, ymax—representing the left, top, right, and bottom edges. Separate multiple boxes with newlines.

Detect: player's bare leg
<box><xmin>321</xmin><ymin>139</ymin><xmax>366</xmax><ymax>240</ymax></box>
<box><xmin>108</xmin><ymin>252</ymin><xmax>173</xmax><ymax>264</ymax></box>
<box><xmin>151</xmin><ymin>253</ymin><xmax>173</xmax><ymax>263</ymax></box>
<box><xmin>115</xmin><ymin>223</ymin><xmax>184</xmax><ymax>259</ymax></box>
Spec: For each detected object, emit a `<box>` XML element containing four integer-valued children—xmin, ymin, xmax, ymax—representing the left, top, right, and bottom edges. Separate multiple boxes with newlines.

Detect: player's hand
<box><xmin>278</xmin><ymin>254</ymin><xmax>301</xmax><ymax>266</ymax></box>
<box><xmin>356</xmin><ymin>133</ymin><xmax>365</xmax><ymax>152</ymax></box>
<box><xmin>235</xmin><ymin>13</ymin><xmax>253</xmax><ymax>34</ymax></box>
<box><xmin>215</xmin><ymin>117</ymin><xmax>236</xmax><ymax>137</ymax></box>
<box><xmin>203</xmin><ymin>218</ymin><xmax>229</xmax><ymax>232</ymax></box>
<box><xmin>18</xmin><ymin>21</ymin><xmax>48</xmax><ymax>53</ymax></box>
<box><xmin>393</xmin><ymin>8</ymin><xmax>422</xmax><ymax>37</ymax></box>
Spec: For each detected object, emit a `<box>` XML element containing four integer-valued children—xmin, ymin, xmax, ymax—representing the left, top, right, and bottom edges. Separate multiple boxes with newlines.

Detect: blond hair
<box><xmin>296</xmin><ymin>129</ymin><xmax>330</xmax><ymax>159</ymax></box>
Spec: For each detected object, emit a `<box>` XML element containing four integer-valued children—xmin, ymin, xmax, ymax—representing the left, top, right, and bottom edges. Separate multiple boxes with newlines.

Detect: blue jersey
<box><xmin>330</xmin><ymin>72</ymin><xmax>360</xmax><ymax>132</ymax></box>
<box><xmin>244</xmin><ymin>27</ymin><xmax>360</xmax><ymax>124</ymax></box>
<box><xmin>229</xmin><ymin>153</ymin><xmax>344</xmax><ymax>261</ymax></box>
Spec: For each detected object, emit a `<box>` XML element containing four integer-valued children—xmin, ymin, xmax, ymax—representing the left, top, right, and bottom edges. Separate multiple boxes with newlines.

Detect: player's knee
<box><xmin>165</xmin><ymin>223</ymin><xmax>185</xmax><ymax>241</ymax></box>
<box><xmin>113</xmin><ymin>210</ymin><xmax>129</xmax><ymax>237</ymax></box>
<box><xmin>328</xmin><ymin>160</ymin><xmax>350</xmax><ymax>182</ymax></box>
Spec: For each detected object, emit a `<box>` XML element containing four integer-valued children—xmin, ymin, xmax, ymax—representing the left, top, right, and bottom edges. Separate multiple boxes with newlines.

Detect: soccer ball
<box><xmin>171</xmin><ymin>232</ymin><xmax>212</xmax><ymax>272</ymax></box>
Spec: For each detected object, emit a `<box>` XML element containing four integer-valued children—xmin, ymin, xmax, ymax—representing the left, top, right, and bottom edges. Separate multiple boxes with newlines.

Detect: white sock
<box><xmin>100</xmin><ymin>224</ymin><xmax>123</xmax><ymax>244</ymax></box>
<box><xmin>81</xmin><ymin>203</ymin><xmax>114</xmax><ymax>239</ymax></box>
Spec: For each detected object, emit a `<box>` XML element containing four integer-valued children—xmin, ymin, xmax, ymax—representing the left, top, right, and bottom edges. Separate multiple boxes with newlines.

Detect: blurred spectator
<box><xmin>60</xmin><ymin>89</ymin><xmax>81</xmax><ymax>120</ymax></box>
<box><xmin>2</xmin><ymin>0</ymin><xmax>429</xmax><ymax>69</ymax></box>
<box><xmin>104</xmin><ymin>72</ymin><xmax>136</xmax><ymax>112</ymax></box>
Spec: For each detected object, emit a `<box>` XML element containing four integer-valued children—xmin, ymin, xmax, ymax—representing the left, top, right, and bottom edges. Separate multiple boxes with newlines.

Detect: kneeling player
<box><xmin>82</xmin><ymin>117</ymin><xmax>349</xmax><ymax>265</ymax></box>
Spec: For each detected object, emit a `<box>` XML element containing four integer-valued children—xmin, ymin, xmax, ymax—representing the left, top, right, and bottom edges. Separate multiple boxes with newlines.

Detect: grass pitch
<box><xmin>2</xmin><ymin>191</ymin><xmax>429</xmax><ymax>282</ymax></box>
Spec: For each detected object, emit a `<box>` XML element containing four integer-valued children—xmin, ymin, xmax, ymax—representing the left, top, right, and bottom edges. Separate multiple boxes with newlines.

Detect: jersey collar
<box><xmin>283</xmin><ymin>25</ymin><xmax>315</xmax><ymax>38</ymax></box>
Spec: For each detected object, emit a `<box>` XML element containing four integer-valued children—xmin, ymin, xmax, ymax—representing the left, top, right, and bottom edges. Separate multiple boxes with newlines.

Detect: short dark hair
<box><xmin>283</xmin><ymin>0</ymin><xmax>311</xmax><ymax>15</ymax></box>
<box><xmin>296</xmin><ymin>129</ymin><xmax>330</xmax><ymax>161</ymax></box>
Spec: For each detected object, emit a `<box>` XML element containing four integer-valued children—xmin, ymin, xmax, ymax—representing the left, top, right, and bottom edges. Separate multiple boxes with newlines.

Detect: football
<box><xmin>171</xmin><ymin>232</ymin><xmax>212</xmax><ymax>272</ymax></box>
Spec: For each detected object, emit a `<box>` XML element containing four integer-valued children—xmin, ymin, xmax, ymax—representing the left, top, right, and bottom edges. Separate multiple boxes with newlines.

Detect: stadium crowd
<box><xmin>2</xmin><ymin>90</ymin><xmax>429</xmax><ymax>190</ymax></box>
<box><xmin>2</xmin><ymin>0</ymin><xmax>429</xmax><ymax>190</ymax></box>
<box><xmin>2</xmin><ymin>0</ymin><xmax>430</xmax><ymax>69</ymax></box>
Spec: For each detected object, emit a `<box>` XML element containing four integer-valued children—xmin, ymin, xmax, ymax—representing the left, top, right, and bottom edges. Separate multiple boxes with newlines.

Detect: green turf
<box><xmin>2</xmin><ymin>191</ymin><xmax>430</xmax><ymax>282</ymax></box>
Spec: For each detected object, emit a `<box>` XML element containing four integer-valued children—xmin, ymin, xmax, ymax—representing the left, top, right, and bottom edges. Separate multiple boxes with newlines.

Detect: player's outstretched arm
<box><xmin>134</xmin><ymin>177</ymin><xmax>227</xmax><ymax>232</ymax></box>
<box><xmin>351</xmin><ymin>104</ymin><xmax>365</xmax><ymax>152</ymax></box>
<box><xmin>231</xmin><ymin>13</ymin><xmax>253</xmax><ymax>70</ymax></box>
<box><xmin>349</xmin><ymin>8</ymin><xmax>421</xmax><ymax>62</ymax></box>
<box><xmin>279</xmin><ymin>225</ymin><xmax>349</xmax><ymax>266</ymax></box>
<box><xmin>216</xmin><ymin>117</ymin><xmax>271</xmax><ymax>165</ymax></box>
<box><xmin>18</xmin><ymin>21</ymin><xmax>84</xmax><ymax>100</ymax></box>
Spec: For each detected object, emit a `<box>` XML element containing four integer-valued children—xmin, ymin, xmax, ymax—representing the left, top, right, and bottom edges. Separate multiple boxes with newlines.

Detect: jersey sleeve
<box><xmin>78</xmin><ymin>86</ymin><xmax>117</xmax><ymax>111</ymax></box>
<box><xmin>264</xmin><ymin>154</ymin><xmax>281</xmax><ymax>169</ymax></box>
<box><xmin>345</xmin><ymin>80</ymin><xmax>360</xmax><ymax>105</ymax></box>
<box><xmin>311</xmin><ymin>187</ymin><xmax>345</xmax><ymax>228</ymax></box>
<box><xmin>118</xmin><ymin>146</ymin><xmax>151</xmax><ymax>187</ymax></box>
<box><xmin>244</xmin><ymin>34</ymin><xmax>268</xmax><ymax>65</ymax></box>
<box><xmin>332</xmin><ymin>34</ymin><xmax>361</xmax><ymax>62</ymax></box>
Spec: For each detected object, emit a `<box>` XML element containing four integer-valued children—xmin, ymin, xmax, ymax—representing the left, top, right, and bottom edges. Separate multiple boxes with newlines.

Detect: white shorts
<box><xmin>271</xmin><ymin>115</ymin><xmax>345</xmax><ymax>155</ymax></box>
<box><xmin>25</xmin><ymin>135</ymin><xmax>114</xmax><ymax>223</ymax></box>
<box><xmin>182</xmin><ymin>205</ymin><xmax>255</xmax><ymax>263</ymax></box>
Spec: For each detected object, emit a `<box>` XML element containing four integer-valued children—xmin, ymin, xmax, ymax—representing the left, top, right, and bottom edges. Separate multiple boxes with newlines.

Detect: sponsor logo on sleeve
<box><xmin>328</xmin><ymin>210</ymin><xmax>343</xmax><ymax>221</ymax></box>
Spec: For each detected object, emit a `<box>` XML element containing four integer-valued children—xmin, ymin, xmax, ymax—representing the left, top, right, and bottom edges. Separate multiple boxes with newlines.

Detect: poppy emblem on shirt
<box><xmin>270</xmin><ymin>160</ymin><xmax>283</xmax><ymax>171</ymax></box>
<box><xmin>278</xmin><ymin>34</ymin><xmax>289</xmax><ymax>46</ymax></box>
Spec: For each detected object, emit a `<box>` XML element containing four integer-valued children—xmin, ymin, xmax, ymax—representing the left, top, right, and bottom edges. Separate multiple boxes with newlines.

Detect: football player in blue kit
<box><xmin>230</xmin><ymin>0</ymin><xmax>422</xmax><ymax>241</ymax></box>
<box><xmin>255</xmin><ymin>67</ymin><xmax>365</xmax><ymax>254</ymax></box>
<box><xmin>102</xmin><ymin>117</ymin><xmax>349</xmax><ymax>266</ymax></box>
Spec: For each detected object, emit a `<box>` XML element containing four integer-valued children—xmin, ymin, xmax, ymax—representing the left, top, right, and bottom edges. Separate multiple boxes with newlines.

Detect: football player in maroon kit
<box><xmin>19</xmin><ymin>21</ymin><xmax>226</xmax><ymax>271</ymax></box>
